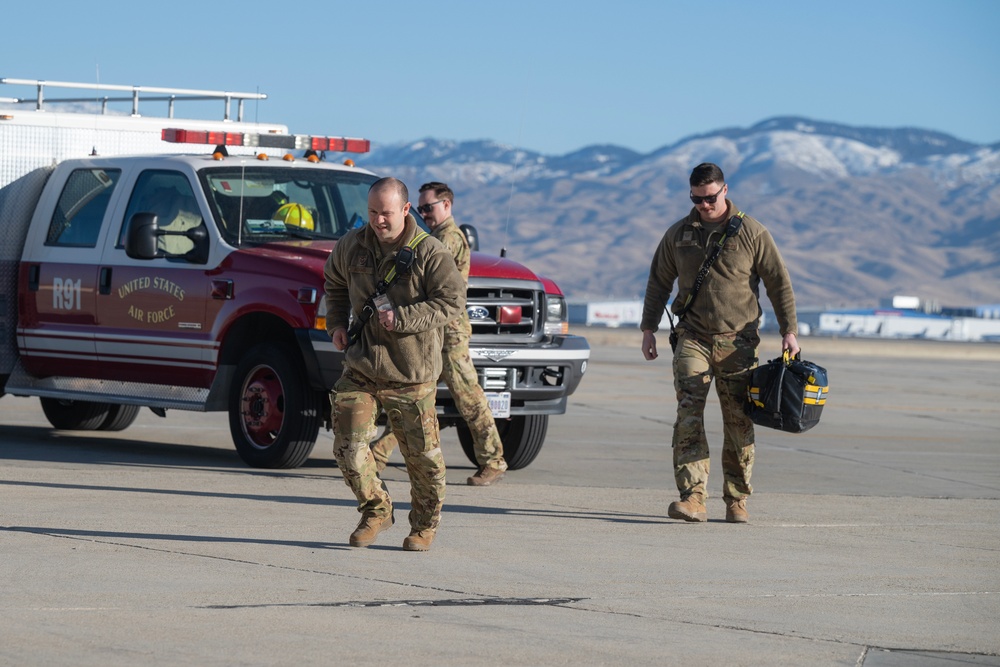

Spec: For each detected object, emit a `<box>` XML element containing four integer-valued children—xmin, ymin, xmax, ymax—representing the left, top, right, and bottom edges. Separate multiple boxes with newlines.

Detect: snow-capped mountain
<box><xmin>362</xmin><ymin>117</ymin><xmax>1000</xmax><ymax>309</ymax></box>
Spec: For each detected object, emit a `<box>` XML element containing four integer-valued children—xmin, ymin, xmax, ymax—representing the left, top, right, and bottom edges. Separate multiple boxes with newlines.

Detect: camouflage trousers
<box><xmin>671</xmin><ymin>329</ymin><xmax>759</xmax><ymax>502</ymax></box>
<box><xmin>332</xmin><ymin>370</ymin><xmax>446</xmax><ymax>533</ymax></box>
<box><xmin>371</xmin><ymin>327</ymin><xmax>506</xmax><ymax>471</ymax></box>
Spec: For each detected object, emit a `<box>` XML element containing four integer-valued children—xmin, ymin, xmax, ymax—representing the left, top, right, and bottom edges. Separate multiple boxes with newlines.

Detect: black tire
<box><xmin>40</xmin><ymin>398</ymin><xmax>112</xmax><ymax>431</ymax></box>
<box><xmin>228</xmin><ymin>342</ymin><xmax>323</xmax><ymax>469</ymax></box>
<box><xmin>98</xmin><ymin>404</ymin><xmax>141</xmax><ymax>431</ymax></box>
<box><xmin>457</xmin><ymin>414</ymin><xmax>549</xmax><ymax>470</ymax></box>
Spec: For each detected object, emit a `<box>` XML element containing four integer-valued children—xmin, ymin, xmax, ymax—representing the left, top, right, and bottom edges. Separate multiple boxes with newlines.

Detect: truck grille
<box><xmin>466</xmin><ymin>278</ymin><xmax>542</xmax><ymax>342</ymax></box>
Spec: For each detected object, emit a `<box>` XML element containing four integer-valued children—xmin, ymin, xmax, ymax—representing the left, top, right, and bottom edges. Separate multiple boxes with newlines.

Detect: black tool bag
<box><xmin>745</xmin><ymin>351</ymin><xmax>828</xmax><ymax>433</ymax></box>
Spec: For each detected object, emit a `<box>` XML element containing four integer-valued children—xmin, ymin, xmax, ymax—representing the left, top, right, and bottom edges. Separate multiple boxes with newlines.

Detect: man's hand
<box><xmin>641</xmin><ymin>330</ymin><xmax>658</xmax><ymax>360</ymax></box>
<box><xmin>332</xmin><ymin>327</ymin><xmax>349</xmax><ymax>351</ymax></box>
<box><xmin>782</xmin><ymin>332</ymin><xmax>800</xmax><ymax>358</ymax></box>
<box><xmin>377</xmin><ymin>307</ymin><xmax>396</xmax><ymax>332</ymax></box>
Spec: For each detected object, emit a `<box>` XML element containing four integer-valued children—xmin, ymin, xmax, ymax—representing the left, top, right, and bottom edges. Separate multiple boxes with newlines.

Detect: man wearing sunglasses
<box><xmin>371</xmin><ymin>181</ymin><xmax>509</xmax><ymax>486</ymax></box>
<box><xmin>639</xmin><ymin>163</ymin><xmax>799</xmax><ymax>524</ymax></box>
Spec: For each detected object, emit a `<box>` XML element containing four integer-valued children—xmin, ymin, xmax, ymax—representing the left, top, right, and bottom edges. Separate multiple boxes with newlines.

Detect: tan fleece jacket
<box><xmin>431</xmin><ymin>216</ymin><xmax>473</xmax><ymax>336</ymax></box>
<box><xmin>323</xmin><ymin>214</ymin><xmax>465</xmax><ymax>384</ymax></box>
<box><xmin>640</xmin><ymin>199</ymin><xmax>798</xmax><ymax>337</ymax></box>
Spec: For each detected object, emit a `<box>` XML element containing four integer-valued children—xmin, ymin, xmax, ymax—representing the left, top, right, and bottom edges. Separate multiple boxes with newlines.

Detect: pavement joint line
<box><xmin>0</xmin><ymin>478</ymin><xmax>348</xmax><ymax>507</ymax></box>
<box><xmin>20</xmin><ymin>520</ymin><xmax>993</xmax><ymax>608</ymax></box>
<box><xmin>569</xmin><ymin>603</ymin><xmax>1000</xmax><ymax>661</ymax></box>
<box><xmin>857</xmin><ymin>648</ymin><xmax>1000</xmax><ymax>663</ymax></box>
<box><xmin>571</xmin><ymin>400</ymin><xmax>678</xmax><ymax>425</ymax></box>
<box><xmin>770</xmin><ymin>522</ymin><xmax>991</xmax><ymax>528</ymax></box>
<box><xmin>665</xmin><ymin>591</ymin><xmax>997</xmax><ymax>600</ymax></box>
<box><xmin>747</xmin><ymin>447</ymin><xmax>1000</xmax><ymax>492</ymax></box>
<box><xmin>0</xmin><ymin>526</ymin><xmax>476</xmax><ymax>597</ymax></box>
<box><xmin>198</xmin><ymin>596</ymin><xmax>588</xmax><ymax>610</ymax></box>
<box><xmin>553</xmin><ymin>602</ymin><xmax>903</xmax><ymax>651</ymax></box>
<box><xmin>763</xmin><ymin>444</ymin><xmax>999</xmax><ymax>455</ymax></box>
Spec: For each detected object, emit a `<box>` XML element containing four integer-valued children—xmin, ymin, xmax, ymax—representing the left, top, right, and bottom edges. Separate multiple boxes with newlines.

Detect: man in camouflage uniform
<box><xmin>371</xmin><ymin>182</ymin><xmax>508</xmax><ymax>486</ymax></box>
<box><xmin>640</xmin><ymin>163</ymin><xmax>799</xmax><ymax>524</ymax></box>
<box><xmin>324</xmin><ymin>177</ymin><xmax>465</xmax><ymax>551</ymax></box>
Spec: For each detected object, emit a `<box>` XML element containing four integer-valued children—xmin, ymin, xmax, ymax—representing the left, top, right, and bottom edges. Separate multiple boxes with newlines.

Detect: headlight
<box><xmin>543</xmin><ymin>295</ymin><xmax>568</xmax><ymax>336</ymax></box>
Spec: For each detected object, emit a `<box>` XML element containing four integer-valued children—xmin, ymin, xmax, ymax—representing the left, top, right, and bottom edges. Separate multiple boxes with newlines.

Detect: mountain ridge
<box><xmin>362</xmin><ymin>117</ymin><xmax>1000</xmax><ymax>309</ymax></box>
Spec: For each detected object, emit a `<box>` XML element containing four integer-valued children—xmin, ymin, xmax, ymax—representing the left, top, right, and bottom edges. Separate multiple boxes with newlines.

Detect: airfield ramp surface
<box><xmin>2</xmin><ymin>330</ymin><xmax>998</xmax><ymax>665</ymax></box>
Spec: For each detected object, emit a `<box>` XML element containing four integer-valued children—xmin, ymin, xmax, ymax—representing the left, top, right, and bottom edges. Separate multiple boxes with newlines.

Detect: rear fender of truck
<box><xmin>1</xmin><ymin>167</ymin><xmax>55</xmax><ymax>381</ymax></box>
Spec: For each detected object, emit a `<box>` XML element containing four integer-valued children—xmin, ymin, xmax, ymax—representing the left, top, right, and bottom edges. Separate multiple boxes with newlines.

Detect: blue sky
<box><xmin>2</xmin><ymin>0</ymin><xmax>997</xmax><ymax>155</ymax></box>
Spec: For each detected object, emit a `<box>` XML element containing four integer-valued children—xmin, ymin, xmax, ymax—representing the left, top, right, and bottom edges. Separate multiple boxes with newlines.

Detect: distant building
<box><xmin>569</xmin><ymin>300</ymin><xmax>765</xmax><ymax>331</ymax></box>
<box><xmin>818</xmin><ymin>295</ymin><xmax>1000</xmax><ymax>342</ymax></box>
<box><xmin>569</xmin><ymin>295</ymin><xmax>1000</xmax><ymax>342</ymax></box>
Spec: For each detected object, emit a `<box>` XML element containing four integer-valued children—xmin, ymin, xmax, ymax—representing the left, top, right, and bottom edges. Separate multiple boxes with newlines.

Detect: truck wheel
<box><xmin>98</xmin><ymin>404</ymin><xmax>141</xmax><ymax>431</ymax></box>
<box><xmin>457</xmin><ymin>414</ymin><xmax>549</xmax><ymax>471</ymax></box>
<box><xmin>40</xmin><ymin>398</ymin><xmax>111</xmax><ymax>431</ymax></box>
<box><xmin>229</xmin><ymin>342</ymin><xmax>322</xmax><ymax>469</ymax></box>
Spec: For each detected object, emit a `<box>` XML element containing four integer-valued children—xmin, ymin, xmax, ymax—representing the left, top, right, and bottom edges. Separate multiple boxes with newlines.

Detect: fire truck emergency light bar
<box><xmin>162</xmin><ymin>128</ymin><xmax>370</xmax><ymax>153</ymax></box>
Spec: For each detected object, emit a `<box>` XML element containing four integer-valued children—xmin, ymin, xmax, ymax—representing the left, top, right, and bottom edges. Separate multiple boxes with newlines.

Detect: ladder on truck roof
<box><xmin>0</xmin><ymin>77</ymin><xmax>266</xmax><ymax>122</ymax></box>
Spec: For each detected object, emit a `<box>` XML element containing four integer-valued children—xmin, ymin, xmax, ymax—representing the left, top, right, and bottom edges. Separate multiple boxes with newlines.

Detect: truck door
<box><xmin>17</xmin><ymin>168</ymin><xmax>122</xmax><ymax>379</ymax></box>
<box><xmin>95</xmin><ymin>169</ymin><xmax>213</xmax><ymax>388</ymax></box>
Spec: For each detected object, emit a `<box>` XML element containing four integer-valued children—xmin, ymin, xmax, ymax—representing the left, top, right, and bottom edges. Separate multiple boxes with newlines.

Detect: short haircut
<box><xmin>419</xmin><ymin>181</ymin><xmax>454</xmax><ymax>203</ymax></box>
<box><xmin>370</xmin><ymin>177</ymin><xmax>408</xmax><ymax>203</ymax></box>
<box><xmin>689</xmin><ymin>163</ymin><xmax>725</xmax><ymax>187</ymax></box>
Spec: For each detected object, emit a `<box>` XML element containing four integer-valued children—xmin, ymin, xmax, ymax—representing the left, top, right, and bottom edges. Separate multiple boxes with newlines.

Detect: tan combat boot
<box><xmin>725</xmin><ymin>497</ymin><xmax>749</xmax><ymax>524</ymax></box>
<box><xmin>403</xmin><ymin>529</ymin><xmax>435</xmax><ymax>552</ymax></box>
<box><xmin>349</xmin><ymin>511</ymin><xmax>393</xmax><ymax>547</ymax></box>
<box><xmin>668</xmin><ymin>494</ymin><xmax>707</xmax><ymax>522</ymax></box>
<box><xmin>467</xmin><ymin>465</ymin><xmax>506</xmax><ymax>486</ymax></box>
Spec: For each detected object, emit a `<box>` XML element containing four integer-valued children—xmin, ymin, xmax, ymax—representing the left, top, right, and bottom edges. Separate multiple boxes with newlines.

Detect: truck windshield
<box><xmin>198</xmin><ymin>166</ymin><xmax>377</xmax><ymax>244</ymax></box>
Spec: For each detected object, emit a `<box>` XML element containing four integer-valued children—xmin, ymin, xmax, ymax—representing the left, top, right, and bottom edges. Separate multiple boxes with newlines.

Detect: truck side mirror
<box><xmin>125</xmin><ymin>212</ymin><xmax>160</xmax><ymax>259</ymax></box>
<box><xmin>126</xmin><ymin>213</ymin><xmax>210</xmax><ymax>264</ymax></box>
<box><xmin>183</xmin><ymin>225</ymin><xmax>210</xmax><ymax>264</ymax></box>
<box><xmin>460</xmin><ymin>224</ymin><xmax>480</xmax><ymax>251</ymax></box>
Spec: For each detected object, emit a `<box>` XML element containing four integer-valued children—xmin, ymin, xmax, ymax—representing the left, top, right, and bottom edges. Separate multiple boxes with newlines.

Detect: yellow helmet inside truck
<box><xmin>272</xmin><ymin>202</ymin><xmax>314</xmax><ymax>231</ymax></box>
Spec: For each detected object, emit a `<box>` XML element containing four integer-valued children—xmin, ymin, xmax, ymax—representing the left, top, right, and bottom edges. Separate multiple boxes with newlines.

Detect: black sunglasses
<box><xmin>689</xmin><ymin>184</ymin><xmax>725</xmax><ymax>205</ymax></box>
<box><xmin>416</xmin><ymin>200</ymin><xmax>445</xmax><ymax>215</ymax></box>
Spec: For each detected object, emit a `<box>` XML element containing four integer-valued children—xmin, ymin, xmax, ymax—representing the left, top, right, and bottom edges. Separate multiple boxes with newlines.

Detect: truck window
<box><xmin>198</xmin><ymin>167</ymin><xmax>376</xmax><ymax>243</ymax></box>
<box><xmin>45</xmin><ymin>169</ymin><xmax>121</xmax><ymax>247</ymax></box>
<box><xmin>336</xmin><ymin>180</ymin><xmax>371</xmax><ymax>230</ymax></box>
<box><xmin>119</xmin><ymin>170</ymin><xmax>203</xmax><ymax>255</ymax></box>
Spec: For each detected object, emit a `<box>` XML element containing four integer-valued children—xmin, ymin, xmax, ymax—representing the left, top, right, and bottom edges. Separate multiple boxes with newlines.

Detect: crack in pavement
<box><xmin>560</xmin><ymin>602</ymin><xmax>1000</xmax><ymax>661</ymax></box>
<box><xmin>3</xmin><ymin>526</ymin><xmax>471</xmax><ymax>597</ymax></box>
<box><xmin>8</xmin><ymin>527</ymin><xmax>1000</xmax><ymax>661</ymax></box>
<box><xmin>200</xmin><ymin>597</ymin><xmax>587</xmax><ymax>609</ymax></box>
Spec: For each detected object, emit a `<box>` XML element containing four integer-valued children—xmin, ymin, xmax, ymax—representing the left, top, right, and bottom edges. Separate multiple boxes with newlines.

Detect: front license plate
<box><xmin>486</xmin><ymin>392</ymin><xmax>511</xmax><ymax>419</ymax></box>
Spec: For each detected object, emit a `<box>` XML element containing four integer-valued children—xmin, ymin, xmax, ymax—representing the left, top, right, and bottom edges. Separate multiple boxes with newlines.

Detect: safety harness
<box><xmin>667</xmin><ymin>211</ymin><xmax>746</xmax><ymax>350</ymax></box>
<box><xmin>346</xmin><ymin>231</ymin><xmax>430</xmax><ymax>347</ymax></box>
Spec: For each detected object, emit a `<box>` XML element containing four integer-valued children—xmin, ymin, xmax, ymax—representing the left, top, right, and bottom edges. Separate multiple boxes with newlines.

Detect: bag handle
<box><xmin>762</xmin><ymin>356</ymin><xmax>787</xmax><ymax>423</ymax></box>
<box><xmin>782</xmin><ymin>349</ymin><xmax>804</xmax><ymax>366</ymax></box>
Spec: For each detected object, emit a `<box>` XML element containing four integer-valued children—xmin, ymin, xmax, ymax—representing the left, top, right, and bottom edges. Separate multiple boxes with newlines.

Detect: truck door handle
<box><xmin>28</xmin><ymin>264</ymin><xmax>40</xmax><ymax>291</ymax></box>
<box><xmin>211</xmin><ymin>279</ymin><xmax>234</xmax><ymax>300</ymax></box>
<box><xmin>99</xmin><ymin>267</ymin><xmax>113</xmax><ymax>295</ymax></box>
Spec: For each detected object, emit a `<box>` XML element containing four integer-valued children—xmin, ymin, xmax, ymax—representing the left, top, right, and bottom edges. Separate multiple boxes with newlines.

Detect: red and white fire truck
<box><xmin>0</xmin><ymin>79</ymin><xmax>589</xmax><ymax>469</ymax></box>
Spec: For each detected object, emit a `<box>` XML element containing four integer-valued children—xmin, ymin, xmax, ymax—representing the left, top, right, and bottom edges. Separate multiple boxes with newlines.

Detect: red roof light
<box><xmin>162</xmin><ymin>128</ymin><xmax>369</xmax><ymax>153</ymax></box>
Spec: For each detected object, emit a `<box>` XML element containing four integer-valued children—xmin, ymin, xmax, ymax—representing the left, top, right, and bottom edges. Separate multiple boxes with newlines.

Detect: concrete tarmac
<box><xmin>2</xmin><ymin>330</ymin><xmax>999</xmax><ymax>666</ymax></box>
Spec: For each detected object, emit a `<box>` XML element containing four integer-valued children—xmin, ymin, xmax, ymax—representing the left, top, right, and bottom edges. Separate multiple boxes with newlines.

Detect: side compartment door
<box><xmin>17</xmin><ymin>168</ymin><xmax>122</xmax><ymax>379</ymax></box>
<box><xmin>95</xmin><ymin>169</ymin><xmax>215</xmax><ymax>388</ymax></box>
